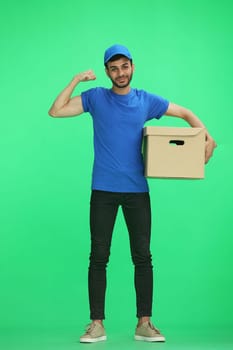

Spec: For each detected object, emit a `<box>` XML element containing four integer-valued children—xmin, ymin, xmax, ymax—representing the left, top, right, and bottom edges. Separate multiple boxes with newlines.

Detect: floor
<box><xmin>1</xmin><ymin>327</ymin><xmax>233</xmax><ymax>350</ymax></box>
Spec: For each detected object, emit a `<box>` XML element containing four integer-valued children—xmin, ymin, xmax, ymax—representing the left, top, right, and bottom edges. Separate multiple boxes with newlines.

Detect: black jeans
<box><xmin>88</xmin><ymin>190</ymin><xmax>153</xmax><ymax>320</ymax></box>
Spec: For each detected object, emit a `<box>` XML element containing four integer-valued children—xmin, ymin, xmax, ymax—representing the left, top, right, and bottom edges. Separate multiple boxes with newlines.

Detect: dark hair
<box><xmin>105</xmin><ymin>54</ymin><xmax>133</xmax><ymax>68</ymax></box>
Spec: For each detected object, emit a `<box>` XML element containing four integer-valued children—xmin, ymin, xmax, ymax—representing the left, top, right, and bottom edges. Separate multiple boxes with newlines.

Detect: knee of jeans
<box><xmin>89</xmin><ymin>246</ymin><xmax>110</xmax><ymax>269</ymax></box>
<box><xmin>131</xmin><ymin>252</ymin><xmax>153</xmax><ymax>268</ymax></box>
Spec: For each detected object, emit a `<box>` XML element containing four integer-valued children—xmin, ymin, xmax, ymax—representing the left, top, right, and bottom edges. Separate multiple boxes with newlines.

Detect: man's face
<box><xmin>105</xmin><ymin>57</ymin><xmax>134</xmax><ymax>89</ymax></box>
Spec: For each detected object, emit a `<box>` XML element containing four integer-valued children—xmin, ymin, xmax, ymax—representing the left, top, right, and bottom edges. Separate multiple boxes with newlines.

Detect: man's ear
<box><xmin>132</xmin><ymin>63</ymin><xmax>135</xmax><ymax>73</ymax></box>
<box><xmin>105</xmin><ymin>67</ymin><xmax>110</xmax><ymax>78</ymax></box>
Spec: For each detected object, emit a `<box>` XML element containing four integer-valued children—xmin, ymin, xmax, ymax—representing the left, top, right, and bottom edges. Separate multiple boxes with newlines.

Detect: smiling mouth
<box><xmin>117</xmin><ymin>77</ymin><xmax>126</xmax><ymax>82</ymax></box>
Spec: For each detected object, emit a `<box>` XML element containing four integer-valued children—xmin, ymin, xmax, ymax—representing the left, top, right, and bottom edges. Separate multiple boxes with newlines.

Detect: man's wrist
<box><xmin>72</xmin><ymin>75</ymin><xmax>81</xmax><ymax>85</ymax></box>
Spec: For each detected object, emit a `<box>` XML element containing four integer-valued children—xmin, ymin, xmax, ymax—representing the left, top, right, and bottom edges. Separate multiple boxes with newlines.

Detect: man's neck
<box><xmin>111</xmin><ymin>85</ymin><xmax>131</xmax><ymax>95</ymax></box>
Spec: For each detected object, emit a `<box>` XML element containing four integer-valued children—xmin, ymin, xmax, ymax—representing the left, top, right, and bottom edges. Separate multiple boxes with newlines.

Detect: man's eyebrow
<box><xmin>109</xmin><ymin>62</ymin><xmax>129</xmax><ymax>69</ymax></box>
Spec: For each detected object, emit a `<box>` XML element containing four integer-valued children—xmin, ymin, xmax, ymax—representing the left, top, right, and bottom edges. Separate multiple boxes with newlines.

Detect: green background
<box><xmin>1</xmin><ymin>0</ymin><xmax>233</xmax><ymax>348</ymax></box>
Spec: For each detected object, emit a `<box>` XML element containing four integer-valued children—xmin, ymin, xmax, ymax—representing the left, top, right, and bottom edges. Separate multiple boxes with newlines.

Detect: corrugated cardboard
<box><xmin>143</xmin><ymin>126</ymin><xmax>205</xmax><ymax>178</ymax></box>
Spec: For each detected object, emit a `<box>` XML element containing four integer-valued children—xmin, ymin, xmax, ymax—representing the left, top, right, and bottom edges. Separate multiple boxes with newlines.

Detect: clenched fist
<box><xmin>75</xmin><ymin>70</ymin><xmax>96</xmax><ymax>82</ymax></box>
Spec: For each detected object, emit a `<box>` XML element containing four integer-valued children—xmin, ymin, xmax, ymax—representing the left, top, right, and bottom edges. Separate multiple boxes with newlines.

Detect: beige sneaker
<box><xmin>80</xmin><ymin>322</ymin><xmax>107</xmax><ymax>343</ymax></box>
<box><xmin>135</xmin><ymin>321</ymin><xmax>165</xmax><ymax>342</ymax></box>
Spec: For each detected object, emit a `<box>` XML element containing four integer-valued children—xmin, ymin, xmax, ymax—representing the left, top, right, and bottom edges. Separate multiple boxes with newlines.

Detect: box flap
<box><xmin>143</xmin><ymin>126</ymin><xmax>205</xmax><ymax>137</ymax></box>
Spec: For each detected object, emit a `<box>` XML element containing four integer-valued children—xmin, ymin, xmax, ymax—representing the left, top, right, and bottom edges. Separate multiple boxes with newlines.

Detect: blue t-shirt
<box><xmin>81</xmin><ymin>87</ymin><xmax>169</xmax><ymax>192</ymax></box>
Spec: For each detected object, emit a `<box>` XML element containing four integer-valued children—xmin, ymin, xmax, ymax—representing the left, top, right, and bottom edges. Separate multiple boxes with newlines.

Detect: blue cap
<box><xmin>104</xmin><ymin>44</ymin><xmax>132</xmax><ymax>64</ymax></box>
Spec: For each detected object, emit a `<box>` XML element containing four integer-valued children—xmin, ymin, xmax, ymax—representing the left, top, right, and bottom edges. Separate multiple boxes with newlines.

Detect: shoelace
<box><xmin>85</xmin><ymin>323</ymin><xmax>96</xmax><ymax>334</ymax></box>
<box><xmin>148</xmin><ymin>322</ymin><xmax>160</xmax><ymax>334</ymax></box>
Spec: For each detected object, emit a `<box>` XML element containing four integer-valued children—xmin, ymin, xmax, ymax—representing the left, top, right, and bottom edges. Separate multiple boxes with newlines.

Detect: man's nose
<box><xmin>118</xmin><ymin>68</ymin><xmax>124</xmax><ymax>76</ymax></box>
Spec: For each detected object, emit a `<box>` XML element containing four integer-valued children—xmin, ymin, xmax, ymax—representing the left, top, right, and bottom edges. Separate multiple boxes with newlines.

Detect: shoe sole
<box><xmin>135</xmin><ymin>335</ymin><xmax>165</xmax><ymax>342</ymax></box>
<box><xmin>80</xmin><ymin>336</ymin><xmax>107</xmax><ymax>343</ymax></box>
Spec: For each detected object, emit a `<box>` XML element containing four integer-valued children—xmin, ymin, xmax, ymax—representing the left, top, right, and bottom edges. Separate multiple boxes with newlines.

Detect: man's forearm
<box><xmin>182</xmin><ymin>109</ymin><xmax>205</xmax><ymax>128</ymax></box>
<box><xmin>165</xmin><ymin>103</ymin><xmax>217</xmax><ymax>163</ymax></box>
<box><xmin>165</xmin><ymin>103</ymin><xmax>211</xmax><ymax>137</ymax></box>
<box><xmin>48</xmin><ymin>76</ymin><xmax>80</xmax><ymax>116</ymax></box>
<box><xmin>180</xmin><ymin>107</ymin><xmax>217</xmax><ymax>162</ymax></box>
<box><xmin>48</xmin><ymin>70</ymin><xmax>96</xmax><ymax>117</ymax></box>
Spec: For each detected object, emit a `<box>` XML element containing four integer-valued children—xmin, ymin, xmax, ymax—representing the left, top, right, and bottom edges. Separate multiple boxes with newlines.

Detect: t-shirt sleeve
<box><xmin>81</xmin><ymin>88</ymin><xmax>97</xmax><ymax>113</ymax></box>
<box><xmin>144</xmin><ymin>91</ymin><xmax>169</xmax><ymax>121</ymax></box>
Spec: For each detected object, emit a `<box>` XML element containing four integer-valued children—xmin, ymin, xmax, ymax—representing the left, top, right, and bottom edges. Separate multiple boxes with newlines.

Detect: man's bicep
<box><xmin>67</xmin><ymin>95</ymin><xmax>84</xmax><ymax>116</ymax></box>
<box><xmin>54</xmin><ymin>95</ymin><xmax>84</xmax><ymax>117</ymax></box>
<box><xmin>164</xmin><ymin>102</ymin><xmax>183</xmax><ymax>117</ymax></box>
<box><xmin>164</xmin><ymin>102</ymin><xmax>191</xmax><ymax>119</ymax></box>
<box><xmin>63</xmin><ymin>95</ymin><xmax>84</xmax><ymax>116</ymax></box>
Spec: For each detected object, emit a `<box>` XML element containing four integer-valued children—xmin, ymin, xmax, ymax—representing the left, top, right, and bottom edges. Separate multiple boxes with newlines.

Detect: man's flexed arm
<box><xmin>48</xmin><ymin>70</ymin><xmax>96</xmax><ymax>117</ymax></box>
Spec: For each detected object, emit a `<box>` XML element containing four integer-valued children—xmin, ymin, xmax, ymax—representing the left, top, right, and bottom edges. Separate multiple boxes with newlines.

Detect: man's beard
<box><xmin>111</xmin><ymin>72</ymin><xmax>133</xmax><ymax>89</ymax></box>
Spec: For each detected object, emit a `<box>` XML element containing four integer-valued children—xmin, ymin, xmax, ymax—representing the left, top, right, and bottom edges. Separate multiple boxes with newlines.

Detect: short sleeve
<box><xmin>81</xmin><ymin>88</ymin><xmax>98</xmax><ymax>113</ymax></box>
<box><xmin>144</xmin><ymin>91</ymin><xmax>169</xmax><ymax>121</ymax></box>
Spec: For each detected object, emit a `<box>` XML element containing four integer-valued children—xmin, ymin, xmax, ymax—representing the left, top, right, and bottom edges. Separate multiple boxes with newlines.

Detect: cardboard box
<box><xmin>143</xmin><ymin>126</ymin><xmax>205</xmax><ymax>178</ymax></box>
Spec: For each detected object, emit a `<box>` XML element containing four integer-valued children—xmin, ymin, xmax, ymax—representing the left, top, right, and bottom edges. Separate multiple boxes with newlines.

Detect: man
<box><xmin>48</xmin><ymin>44</ymin><xmax>216</xmax><ymax>343</ymax></box>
